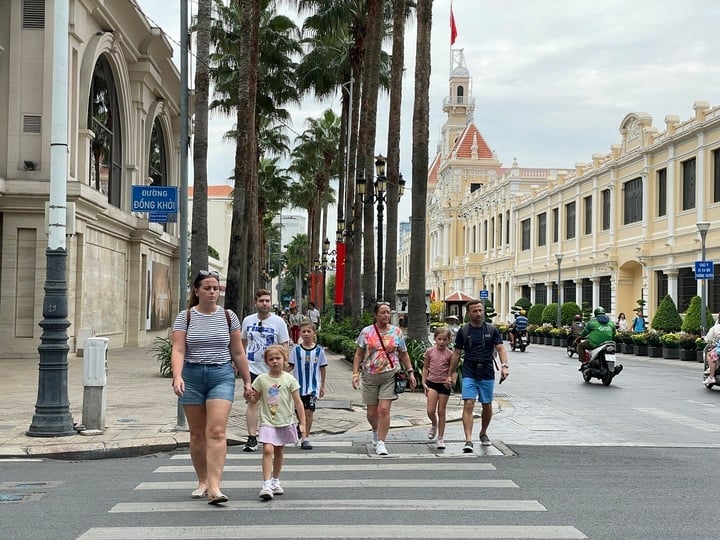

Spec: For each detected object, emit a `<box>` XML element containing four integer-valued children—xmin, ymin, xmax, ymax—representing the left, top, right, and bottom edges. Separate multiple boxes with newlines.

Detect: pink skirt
<box><xmin>258</xmin><ymin>423</ymin><xmax>299</xmax><ymax>447</ymax></box>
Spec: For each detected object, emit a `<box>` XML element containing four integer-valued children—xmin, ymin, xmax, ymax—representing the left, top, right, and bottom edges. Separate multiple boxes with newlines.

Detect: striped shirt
<box><xmin>172</xmin><ymin>306</ymin><xmax>240</xmax><ymax>364</ymax></box>
<box><xmin>289</xmin><ymin>344</ymin><xmax>327</xmax><ymax>396</ymax></box>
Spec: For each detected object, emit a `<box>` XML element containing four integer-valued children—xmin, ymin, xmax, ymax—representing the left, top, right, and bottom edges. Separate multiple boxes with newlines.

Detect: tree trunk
<box><xmin>383</xmin><ymin>0</ymin><xmax>405</xmax><ymax>309</ymax></box>
<box><xmin>225</xmin><ymin>0</ymin><xmax>260</xmax><ymax>318</ymax></box>
<box><xmin>190</xmin><ymin>0</ymin><xmax>211</xmax><ymax>277</ymax></box>
<box><xmin>408</xmin><ymin>0</ymin><xmax>432</xmax><ymax>341</ymax></box>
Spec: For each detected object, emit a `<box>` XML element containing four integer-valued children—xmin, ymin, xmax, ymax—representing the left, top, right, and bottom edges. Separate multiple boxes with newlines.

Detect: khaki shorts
<box><xmin>361</xmin><ymin>370</ymin><xmax>397</xmax><ymax>405</ymax></box>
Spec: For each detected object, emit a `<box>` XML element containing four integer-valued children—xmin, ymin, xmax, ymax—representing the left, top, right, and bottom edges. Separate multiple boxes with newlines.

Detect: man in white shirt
<box><xmin>240</xmin><ymin>289</ymin><xmax>289</xmax><ymax>451</ymax></box>
<box><xmin>307</xmin><ymin>301</ymin><xmax>321</xmax><ymax>330</ymax></box>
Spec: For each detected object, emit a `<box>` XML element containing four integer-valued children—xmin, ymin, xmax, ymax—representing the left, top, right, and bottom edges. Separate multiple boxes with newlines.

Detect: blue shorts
<box><xmin>461</xmin><ymin>376</ymin><xmax>494</xmax><ymax>404</ymax></box>
<box><xmin>179</xmin><ymin>362</ymin><xmax>235</xmax><ymax>404</ymax></box>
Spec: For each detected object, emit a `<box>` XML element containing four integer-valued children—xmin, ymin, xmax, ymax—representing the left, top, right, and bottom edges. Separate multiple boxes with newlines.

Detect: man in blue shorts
<box><xmin>449</xmin><ymin>299</ymin><xmax>509</xmax><ymax>452</ymax></box>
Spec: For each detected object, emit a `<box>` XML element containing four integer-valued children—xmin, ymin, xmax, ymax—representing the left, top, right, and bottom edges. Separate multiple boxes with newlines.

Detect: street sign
<box><xmin>131</xmin><ymin>185</ymin><xmax>178</xmax><ymax>213</ymax></box>
<box><xmin>149</xmin><ymin>212</ymin><xmax>177</xmax><ymax>223</ymax></box>
<box><xmin>694</xmin><ymin>260</ymin><xmax>714</xmax><ymax>280</ymax></box>
<box><xmin>479</xmin><ymin>289</ymin><xmax>489</xmax><ymax>299</ymax></box>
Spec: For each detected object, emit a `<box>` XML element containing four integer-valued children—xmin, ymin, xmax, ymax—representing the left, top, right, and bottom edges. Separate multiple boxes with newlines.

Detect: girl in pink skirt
<box><xmin>249</xmin><ymin>345</ymin><xmax>305</xmax><ymax>500</ymax></box>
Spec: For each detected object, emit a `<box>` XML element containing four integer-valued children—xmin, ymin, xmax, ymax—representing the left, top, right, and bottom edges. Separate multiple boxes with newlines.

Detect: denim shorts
<box><xmin>461</xmin><ymin>376</ymin><xmax>494</xmax><ymax>404</ymax></box>
<box><xmin>179</xmin><ymin>362</ymin><xmax>235</xmax><ymax>404</ymax></box>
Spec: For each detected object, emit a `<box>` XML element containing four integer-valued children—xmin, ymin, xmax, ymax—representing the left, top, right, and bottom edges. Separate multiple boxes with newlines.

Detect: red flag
<box><xmin>450</xmin><ymin>5</ymin><xmax>458</xmax><ymax>45</ymax></box>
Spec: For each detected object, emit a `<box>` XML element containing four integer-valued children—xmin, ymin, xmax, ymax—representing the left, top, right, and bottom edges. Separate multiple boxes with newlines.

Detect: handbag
<box><xmin>374</xmin><ymin>324</ymin><xmax>407</xmax><ymax>394</ymax></box>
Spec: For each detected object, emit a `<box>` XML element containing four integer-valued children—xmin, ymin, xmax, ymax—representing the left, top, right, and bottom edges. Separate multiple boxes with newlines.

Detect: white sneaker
<box><xmin>704</xmin><ymin>376</ymin><xmax>715</xmax><ymax>386</ymax></box>
<box><xmin>375</xmin><ymin>440</ymin><xmax>388</xmax><ymax>456</ymax></box>
<box><xmin>270</xmin><ymin>480</ymin><xmax>284</xmax><ymax>495</ymax></box>
<box><xmin>259</xmin><ymin>485</ymin><xmax>273</xmax><ymax>500</ymax></box>
<box><xmin>436</xmin><ymin>438</ymin><xmax>446</xmax><ymax>450</ymax></box>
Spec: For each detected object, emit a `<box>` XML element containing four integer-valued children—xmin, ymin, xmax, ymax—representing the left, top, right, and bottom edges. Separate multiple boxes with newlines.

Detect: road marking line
<box><xmin>78</xmin><ymin>525</ymin><xmax>586</xmax><ymax>539</ymax></box>
<box><xmin>135</xmin><ymin>479</ymin><xmax>518</xmax><ymax>490</ymax></box>
<box><xmin>154</xmin><ymin>462</ymin><xmax>496</xmax><ymax>473</ymax></box>
<box><xmin>634</xmin><ymin>408</ymin><xmax>720</xmax><ymax>432</ymax></box>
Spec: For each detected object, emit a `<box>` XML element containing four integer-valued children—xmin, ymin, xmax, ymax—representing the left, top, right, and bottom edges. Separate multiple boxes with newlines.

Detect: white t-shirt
<box><xmin>307</xmin><ymin>307</ymin><xmax>320</xmax><ymax>325</ymax></box>
<box><xmin>241</xmin><ymin>313</ymin><xmax>290</xmax><ymax>375</ymax></box>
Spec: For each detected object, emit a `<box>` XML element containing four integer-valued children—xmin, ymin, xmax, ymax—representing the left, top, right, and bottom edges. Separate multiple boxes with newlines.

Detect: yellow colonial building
<box><xmin>409</xmin><ymin>50</ymin><xmax>720</xmax><ymax>324</ymax></box>
<box><xmin>0</xmin><ymin>0</ymin><xmax>182</xmax><ymax>354</ymax></box>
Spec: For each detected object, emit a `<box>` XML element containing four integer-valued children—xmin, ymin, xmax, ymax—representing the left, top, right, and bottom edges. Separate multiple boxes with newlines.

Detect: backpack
<box><xmin>186</xmin><ymin>307</ymin><xmax>231</xmax><ymax>330</ymax></box>
<box><xmin>456</xmin><ymin>322</ymin><xmax>500</xmax><ymax>369</ymax></box>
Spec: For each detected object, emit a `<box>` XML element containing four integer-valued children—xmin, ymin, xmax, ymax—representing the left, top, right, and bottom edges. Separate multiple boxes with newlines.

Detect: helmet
<box><xmin>594</xmin><ymin>306</ymin><xmax>606</xmax><ymax>316</ymax></box>
<box><xmin>519</xmin><ymin>310</ymin><xmax>526</xmax><ymax>316</ymax></box>
<box><xmin>574</xmin><ymin>314</ymin><xmax>582</xmax><ymax>321</ymax></box>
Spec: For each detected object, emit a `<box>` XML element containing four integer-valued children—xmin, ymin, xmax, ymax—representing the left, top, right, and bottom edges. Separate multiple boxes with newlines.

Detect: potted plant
<box><xmin>646</xmin><ymin>330</ymin><xmax>663</xmax><ymax>357</ymax></box>
<box><xmin>696</xmin><ymin>337</ymin><xmax>707</xmax><ymax>363</ymax></box>
<box><xmin>527</xmin><ymin>324</ymin><xmax>539</xmax><ymax>344</ymax></box>
<box><xmin>631</xmin><ymin>332</ymin><xmax>648</xmax><ymax>356</ymax></box>
<box><xmin>678</xmin><ymin>333</ymin><xmax>698</xmax><ymax>361</ymax></box>
<box><xmin>617</xmin><ymin>331</ymin><xmax>634</xmax><ymax>354</ymax></box>
<box><xmin>550</xmin><ymin>327</ymin><xmax>566</xmax><ymax>347</ymax></box>
<box><xmin>150</xmin><ymin>336</ymin><xmax>173</xmax><ymax>378</ymax></box>
<box><xmin>660</xmin><ymin>332</ymin><xmax>680</xmax><ymax>359</ymax></box>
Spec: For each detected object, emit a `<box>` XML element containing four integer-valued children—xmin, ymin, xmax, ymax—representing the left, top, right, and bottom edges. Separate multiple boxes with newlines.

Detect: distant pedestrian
<box><xmin>422</xmin><ymin>327</ymin><xmax>455</xmax><ymax>450</ymax></box>
<box><xmin>171</xmin><ymin>270</ymin><xmax>252</xmax><ymax>505</ymax></box>
<box><xmin>241</xmin><ymin>289</ymin><xmax>290</xmax><ymax>453</ymax></box>
<box><xmin>288</xmin><ymin>306</ymin><xmax>304</xmax><ymax>344</ymax></box>
<box><xmin>632</xmin><ymin>311</ymin><xmax>646</xmax><ymax>333</ymax></box>
<box><xmin>250</xmin><ymin>345</ymin><xmax>305</xmax><ymax>500</ymax></box>
<box><xmin>351</xmin><ymin>302</ymin><xmax>417</xmax><ymax>456</ymax></box>
<box><xmin>307</xmin><ymin>302</ymin><xmax>321</xmax><ymax>330</ymax></box>
<box><xmin>448</xmin><ymin>299</ymin><xmax>508</xmax><ymax>452</ymax></box>
<box><xmin>616</xmin><ymin>312</ymin><xmax>628</xmax><ymax>332</ymax></box>
<box><xmin>288</xmin><ymin>321</ymin><xmax>327</xmax><ymax>450</ymax></box>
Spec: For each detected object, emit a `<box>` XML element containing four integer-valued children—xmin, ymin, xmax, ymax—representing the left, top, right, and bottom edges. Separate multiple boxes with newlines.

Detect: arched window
<box><xmin>456</xmin><ymin>85</ymin><xmax>464</xmax><ymax>104</ymax></box>
<box><xmin>149</xmin><ymin>118</ymin><xmax>167</xmax><ymax>186</ymax></box>
<box><xmin>88</xmin><ymin>55</ymin><xmax>122</xmax><ymax>207</ymax></box>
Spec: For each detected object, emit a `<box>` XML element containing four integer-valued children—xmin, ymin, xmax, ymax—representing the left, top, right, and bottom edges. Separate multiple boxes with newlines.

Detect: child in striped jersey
<box><xmin>288</xmin><ymin>321</ymin><xmax>327</xmax><ymax>450</ymax></box>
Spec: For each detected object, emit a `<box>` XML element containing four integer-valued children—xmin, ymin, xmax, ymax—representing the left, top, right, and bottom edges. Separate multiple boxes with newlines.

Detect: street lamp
<box><xmin>555</xmin><ymin>253</ymin><xmax>564</xmax><ymax>328</ymax></box>
<box><xmin>358</xmin><ymin>155</ymin><xmax>388</xmax><ymax>301</ymax></box>
<box><xmin>697</xmin><ymin>222</ymin><xmax>711</xmax><ymax>335</ymax></box>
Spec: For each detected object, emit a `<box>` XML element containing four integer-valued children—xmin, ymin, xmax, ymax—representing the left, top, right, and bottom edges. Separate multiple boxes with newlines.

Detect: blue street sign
<box><xmin>149</xmin><ymin>212</ymin><xmax>177</xmax><ymax>223</ymax></box>
<box><xmin>131</xmin><ymin>185</ymin><xmax>178</xmax><ymax>213</ymax></box>
<box><xmin>694</xmin><ymin>260</ymin><xmax>714</xmax><ymax>280</ymax></box>
<box><xmin>479</xmin><ymin>289</ymin><xmax>489</xmax><ymax>298</ymax></box>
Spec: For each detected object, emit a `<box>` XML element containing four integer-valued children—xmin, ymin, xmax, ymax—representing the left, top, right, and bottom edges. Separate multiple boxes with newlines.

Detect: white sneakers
<box><xmin>375</xmin><ymin>440</ymin><xmax>388</xmax><ymax>455</ymax></box>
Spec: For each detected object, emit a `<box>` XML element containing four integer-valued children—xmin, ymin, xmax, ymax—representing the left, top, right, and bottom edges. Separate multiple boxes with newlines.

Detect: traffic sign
<box><xmin>131</xmin><ymin>185</ymin><xmax>178</xmax><ymax>213</ymax></box>
<box><xmin>149</xmin><ymin>212</ymin><xmax>177</xmax><ymax>223</ymax></box>
<box><xmin>694</xmin><ymin>260</ymin><xmax>714</xmax><ymax>280</ymax></box>
<box><xmin>479</xmin><ymin>289</ymin><xmax>489</xmax><ymax>299</ymax></box>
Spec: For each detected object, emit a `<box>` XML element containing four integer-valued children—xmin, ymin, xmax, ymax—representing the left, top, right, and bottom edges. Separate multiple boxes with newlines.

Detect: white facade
<box><xmin>0</xmin><ymin>0</ymin><xmax>182</xmax><ymax>353</ymax></box>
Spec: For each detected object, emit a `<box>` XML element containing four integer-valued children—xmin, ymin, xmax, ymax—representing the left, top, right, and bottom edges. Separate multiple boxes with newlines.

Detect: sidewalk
<box><xmin>0</xmin><ymin>345</ymin><xmax>472</xmax><ymax>460</ymax></box>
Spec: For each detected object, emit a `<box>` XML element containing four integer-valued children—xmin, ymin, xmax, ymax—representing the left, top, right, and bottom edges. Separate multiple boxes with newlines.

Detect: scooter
<box><xmin>510</xmin><ymin>329</ymin><xmax>529</xmax><ymax>352</ymax></box>
<box><xmin>702</xmin><ymin>343</ymin><xmax>718</xmax><ymax>389</ymax></box>
<box><xmin>567</xmin><ymin>336</ymin><xmax>580</xmax><ymax>357</ymax></box>
<box><xmin>579</xmin><ymin>341</ymin><xmax>623</xmax><ymax>386</ymax></box>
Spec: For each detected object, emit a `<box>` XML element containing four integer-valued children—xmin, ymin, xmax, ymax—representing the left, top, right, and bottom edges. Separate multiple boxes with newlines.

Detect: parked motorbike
<box><xmin>510</xmin><ymin>329</ymin><xmax>529</xmax><ymax>352</ymax></box>
<box><xmin>579</xmin><ymin>340</ymin><xmax>623</xmax><ymax>386</ymax></box>
<box><xmin>703</xmin><ymin>343</ymin><xmax>718</xmax><ymax>389</ymax></box>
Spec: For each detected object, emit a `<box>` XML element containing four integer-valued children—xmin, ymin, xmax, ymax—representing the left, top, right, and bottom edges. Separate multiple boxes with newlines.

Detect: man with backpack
<box><xmin>449</xmin><ymin>299</ymin><xmax>509</xmax><ymax>452</ymax></box>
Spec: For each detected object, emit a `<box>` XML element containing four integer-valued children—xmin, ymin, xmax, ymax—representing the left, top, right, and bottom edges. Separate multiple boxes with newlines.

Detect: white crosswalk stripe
<box><xmin>76</xmin><ymin>442</ymin><xmax>588</xmax><ymax>539</ymax></box>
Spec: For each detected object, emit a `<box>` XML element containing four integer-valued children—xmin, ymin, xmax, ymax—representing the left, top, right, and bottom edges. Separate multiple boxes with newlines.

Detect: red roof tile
<box><xmin>451</xmin><ymin>124</ymin><xmax>493</xmax><ymax>159</ymax></box>
<box><xmin>187</xmin><ymin>185</ymin><xmax>233</xmax><ymax>197</ymax></box>
<box><xmin>444</xmin><ymin>290</ymin><xmax>476</xmax><ymax>302</ymax></box>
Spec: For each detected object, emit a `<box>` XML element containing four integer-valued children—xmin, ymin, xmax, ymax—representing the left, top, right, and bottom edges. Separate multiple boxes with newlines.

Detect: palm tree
<box><xmin>408</xmin><ymin>0</ymin><xmax>431</xmax><ymax>341</ymax></box>
<box><xmin>190</xmin><ymin>0</ymin><xmax>212</xmax><ymax>276</ymax></box>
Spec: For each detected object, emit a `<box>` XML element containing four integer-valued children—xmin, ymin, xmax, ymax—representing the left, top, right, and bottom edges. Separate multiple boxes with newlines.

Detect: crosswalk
<box><xmin>77</xmin><ymin>443</ymin><xmax>588</xmax><ymax>539</ymax></box>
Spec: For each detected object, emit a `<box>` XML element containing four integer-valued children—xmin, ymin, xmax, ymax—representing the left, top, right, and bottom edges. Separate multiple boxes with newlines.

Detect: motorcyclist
<box><xmin>509</xmin><ymin>310</ymin><xmax>529</xmax><ymax>347</ymax></box>
<box><xmin>577</xmin><ymin>307</ymin><xmax>616</xmax><ymax>368</ymax></box>
<box><xmin>568</xmin><ymin>314</ymin><xmax>584</xmax><ymax>347</ymax></box>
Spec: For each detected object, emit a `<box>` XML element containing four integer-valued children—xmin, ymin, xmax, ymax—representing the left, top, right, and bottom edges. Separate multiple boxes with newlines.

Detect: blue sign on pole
<box><xmin>694</xmin><ymin>261</ymin><xmax>714</xmax><ymax>280</ymax></box>
<box><xmin>149</xmin><ymin>212</ymin><xmax>177</xmax><ymax>223</ymax></box>
<box><xmin>479</xmin><ymin>289</ymin><xmax>489</xmax><ymax>299</ymax></box>
<box><xmin>131</xmin><ymin>185</ymin><xmax>178</xmax><ymax>213</ymax></box>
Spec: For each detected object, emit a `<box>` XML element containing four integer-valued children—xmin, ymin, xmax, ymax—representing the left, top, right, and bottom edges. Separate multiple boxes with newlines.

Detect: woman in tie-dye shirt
<box><xmin>351</xmin><ymin>302</ymin><xmax>416</xmax><ymax>456</ymax></box>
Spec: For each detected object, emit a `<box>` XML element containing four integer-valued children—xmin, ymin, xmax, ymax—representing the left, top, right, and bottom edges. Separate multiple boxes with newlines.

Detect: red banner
<box><xmin>450</xmin><ymin>5</ymin><xmax>458</xmax><ymax>45</ymax></box>
<box><xmin>334</xmin><ymin>241</ymin><xmax>346</xmax><ymax>307</ymax></box>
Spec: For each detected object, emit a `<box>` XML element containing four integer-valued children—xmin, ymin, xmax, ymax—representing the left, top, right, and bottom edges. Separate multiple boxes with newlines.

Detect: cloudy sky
<box><xmin>136</xmin><ymin>0</ymin><xmax>720</xmax><ymax>224</ymax></box>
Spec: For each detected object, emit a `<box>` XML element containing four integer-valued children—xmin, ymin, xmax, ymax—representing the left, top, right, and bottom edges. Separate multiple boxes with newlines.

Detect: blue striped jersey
<box><xmin>289</xmin><ymin>344</ymin><xmax>327</xmax><ymax>396</ymax></box>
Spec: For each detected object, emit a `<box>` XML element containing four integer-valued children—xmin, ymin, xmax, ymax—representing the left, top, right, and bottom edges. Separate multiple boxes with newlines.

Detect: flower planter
<box><xmin>544</xmin><ymin>336</ymin><xmax>553</xmax><ymax>345</ymax></box>
<box><xmin>647</xmin><ymin>346</ymin><xmax>663</xmax><ymax>357</ymax></box>
<box><xmin>633</xmin><ymin>344</ymin><xmax>648</xmax><ymax>356</ymax></box>
<box><xmin>552</xmin><ymin>337</ymin><xmax>562</xmax><ymax>347</ymax></box>
<box><xmin>697</xmin><ymin>349</ymin><xmax>706</xmax><ymax>363</ymax></box>
<box><xmin>621</xmin><ymin>343</ymin><xmax>633</xmax><ymax>354</ymax></box>
<box><xmin>662</xmin><ymin>347</ymin><xmax>679</xmax><ymax>359</ymax></box>
<box><xmin>679</xmin><ymin>348</ymin><xmax>696</xmax><ymax>361</ymax></box>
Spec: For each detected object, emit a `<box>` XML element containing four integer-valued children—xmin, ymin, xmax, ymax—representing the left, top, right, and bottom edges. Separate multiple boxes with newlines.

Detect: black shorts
<box><xmin>425</xmin><ymin>379</ymin><xmax>451</xmax><ymax>396</ymax></box>
<box><xmin>300</xmin><ymin>394</ymin><xmax>317</xmax><ymax>411</ymax></box>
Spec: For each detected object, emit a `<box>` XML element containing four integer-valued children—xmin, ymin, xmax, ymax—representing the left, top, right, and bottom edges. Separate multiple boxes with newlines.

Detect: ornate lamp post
<box><xmin>555</xmin><ymin>253</ymin><xmax>564</xmax><ymax>328</ymax></box>
<box><xmin>697</xmin><ymin>222</ymin><xmax>711</xmax><ymax>334</ymax></box>
<box><xmin>357</xmin><ymin>156</ymin><xmax>388</xmax><ymax>301</ymax></box>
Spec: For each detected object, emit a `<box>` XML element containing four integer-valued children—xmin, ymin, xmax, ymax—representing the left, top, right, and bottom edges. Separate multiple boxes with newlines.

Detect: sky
<box><xmin>135</xmin><ymin>0</ymin><xmax>720</xmax><ymax>228</ymax></box>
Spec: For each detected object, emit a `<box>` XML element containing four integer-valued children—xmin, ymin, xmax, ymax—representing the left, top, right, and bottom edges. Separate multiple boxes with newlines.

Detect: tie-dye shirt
<box><xmin>356</xmin><ymin>324</ymin><xmax>407</xmax><ymax>374</ymax></box>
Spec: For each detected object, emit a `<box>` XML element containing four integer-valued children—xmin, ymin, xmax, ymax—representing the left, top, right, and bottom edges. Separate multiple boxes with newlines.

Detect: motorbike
<box><xmin>510</xmin><ymin>329</ymin><xmax>529</xmax><ymax>352</ymax></box>
<box><xmin>703</xmin><ymin>343</ymin><xmax>718</xmax><ymax>389</ymax></box>
<box><xmin>566</xmin><ymin>336</ymin><xmax>580</xmax><ymax>357</ymax></box>
<box><xmin>579</xmin><ymin>340</ymin><xmax>623</xmax><ymax>386</ymax></box>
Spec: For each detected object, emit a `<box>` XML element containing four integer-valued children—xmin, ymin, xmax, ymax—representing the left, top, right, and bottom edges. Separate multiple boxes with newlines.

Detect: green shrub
<box><xmin>528</xmin><ymin>303</ymin><xmax>545</xmax><ymax>325</ymax></box>
<box><xmin>561</xmin><ymin>302</ymin><xmax>582</xmax><ymax>326</ymax></box>
<box><xmin>631</xmin><ymin>333</ymin><xmax>648</xmax><ymax>345</ymax></box>
<box><xmin>482</xmin><ymin>299</ymin><xmax>497</xmax><ymax>323</ymax></box>
<box><xmin>651</xmin><ymin>294</ymin><xmax>683</xmax><ymax>332</ymax></box>
<box><xmin>150</xmin><ymin>336</ymin><xmax>173</xmax><ymax>378</ymax></box>
<box><xmin>681</xmin><ymin>296</ymin><xmax>702</xmax><ymax>334</ymax></box>
<box><xmin>541</xmin><ymin>303</ymin><xmax>559</xmax><ymax>326</ymax></box>
<box><xmin>646</xmin><ymin>330</ymin><xmax>662</xmax><ymax>346</ymax></box>
<box><xmin>513</xmin><ymin>297</ymin><xmax>532</xmax><ymax>311</ymax></box>
<box><xmin>660</xmin><ymin>332</ymin><xmax>681</xmax><ymax>348</ymax></box>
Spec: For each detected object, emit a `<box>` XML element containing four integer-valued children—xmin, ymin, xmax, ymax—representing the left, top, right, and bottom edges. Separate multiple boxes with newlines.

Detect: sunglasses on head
<box><xmin>198</xmin><ymin>270</ymin><xmax>220</xmax><ymax>278</ymax></box>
